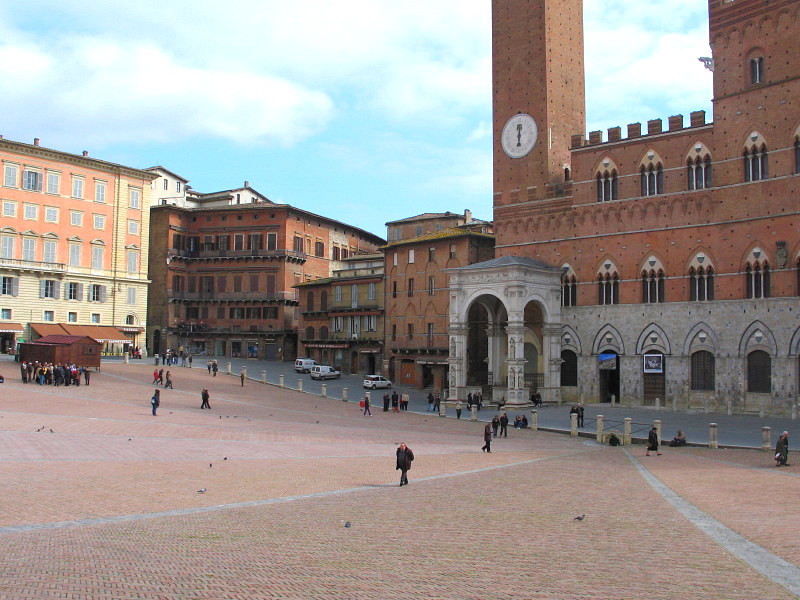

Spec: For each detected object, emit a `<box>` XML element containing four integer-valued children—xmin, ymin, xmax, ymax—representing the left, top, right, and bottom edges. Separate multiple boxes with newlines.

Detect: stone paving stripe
<box><xmin>690</xmin><ymin>454</ymin><xmax>800</xmax><ymax>478</ymax></box>
<box><xmin>0</xmin><ymin>448</ymin><xmax>591</xmax><ymax>535</ymax></box>
<box><xmin>625</xmin><ymin>448</ymin><xmax>800</xmax><ymax>596</ymax></box>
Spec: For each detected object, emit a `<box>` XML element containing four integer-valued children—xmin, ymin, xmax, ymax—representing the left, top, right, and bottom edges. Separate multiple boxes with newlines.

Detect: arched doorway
<box><xmin>598</xmin><ymin>351</ymin><xmax>619</xmax><ymax>403</ymax></box>
<box><xmin>152</xmin><ymin>329</ymin><xmax>161</xmax><ymax>355</ymax></box>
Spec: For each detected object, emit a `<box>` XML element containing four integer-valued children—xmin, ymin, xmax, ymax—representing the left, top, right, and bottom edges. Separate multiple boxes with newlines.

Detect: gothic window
<box><xmin>562</xmin><ymin>275</ymin><xmax>577</xmax><ymax>307</ymax></box>
<box><xmin>744</xmin><ymin>145</ymin><xmax>768</xmax><ymax>182</ymax></box>
<box><xmin>640</xmin><ymin>164</ymin><xmax>663</xmax><ymax>196</ymax></box>
<box><xmin>750</xmin><ymin>57</ymin><xmax>764</xmax><ymax>84</ymax></box>
<box><xmin>689</xmin><ymin>266</ymin><xmax>714</xmax><ymax>301</ymax></box>
<box><xmin>690</xmin><ymin>351</ymin><xmax>715</xmax><ymax>391</ymax></box>
<box><xmin>596</xmin><ymin>170</ymin><xmax>618</xmax><ymax>202</ymax></box>
<box><xmin>747</xmin><ymin>350</ymin><xmax>771</xmax><ymax>393</ymax></box>
<box><xmin>305</xmin><ymin>326</ymin><xmax>315</xmax><ymax>340</ymax></box>
<box><xmin>597</xmin><ymin>272</ymin><xmax>619</xmax><ymax>305</ymax></box>
<box><xmin>306</xmin><ymin>291</ymin><xmax>314</xmax><ymax>312</ymax></box>
<box><xmin>641</xmin><ymin>269</ymin><xmax>665</xmax><ymax>303</ymax></box>
<box><xmin>745</xmin><ymin>261</ymin><xmax>770</xmax><ymax>298</ymax></box>
<box><xmin>687</xmin><ymin>155</ymin><xmax>712</xmax><ymax>190</ymax></box>
<box><xmin>560</xmin><ymin>350</ymin><xmax>578</xmax><ymax>387</ymax></box>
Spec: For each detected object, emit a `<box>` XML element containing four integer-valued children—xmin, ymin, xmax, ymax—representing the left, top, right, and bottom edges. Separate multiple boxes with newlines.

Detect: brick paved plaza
<box><xmin>0</xmin><ymin>362</ymin><xmax>798</xmax><ymax>599</ymax></box>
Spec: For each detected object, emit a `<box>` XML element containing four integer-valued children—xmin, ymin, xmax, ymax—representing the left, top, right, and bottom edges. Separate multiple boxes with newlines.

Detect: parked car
<box><xmin>294</xmin><ymin>358</ymin><xmax>317</xmax><ymax>373</ymax></box>
<box><xmin>363</xmin><ymin>375</ymin><xmax>392</xmax><ymax>389</ymax></box>
<box><xmin>310</xmin><ymin>365</ymin><xmax>341</xmax><ymax>380</ymax></box>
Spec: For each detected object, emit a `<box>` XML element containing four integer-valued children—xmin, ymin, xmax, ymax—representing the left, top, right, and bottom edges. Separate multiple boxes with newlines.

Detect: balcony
<box><xmin>169</xmin><ymin>248</ymin><xmax>306</xmax><ymax>263</ymax></box>
<box><xmin>170</xmin><ymin>290</ymin><xmax>298</xmax><ymax>303</ymax></box>
<box><xmin>0</xmin><ymin>257</ymin><xmax>67</xmax><ymax>274</ymax></box>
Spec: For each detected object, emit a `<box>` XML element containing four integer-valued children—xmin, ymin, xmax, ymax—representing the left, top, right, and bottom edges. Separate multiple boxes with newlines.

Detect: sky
<box><xmin>0</xmin><ymin>1</ymin><xmax>713</xmax><ymax>239</ymax></box>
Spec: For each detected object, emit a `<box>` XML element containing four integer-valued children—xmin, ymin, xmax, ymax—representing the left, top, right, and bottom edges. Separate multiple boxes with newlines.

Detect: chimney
<box><xmin>464</xmin><ymin>209</ymin><xmax>472</xmax><ymax>223</ymax></box>
<box><xmin>82</xmin><ymin>151</ymin><xmax>89</xmax><ymax>157</ymax></box>
<box><xmin>244</xmin><ymin>180</ymin><xmax>249</xmax><ymax>188</ymax></box>
<box><xmin>33</xmin><ymin>138</ymin><xmax>40</xmax><ymax>146</ymax></box>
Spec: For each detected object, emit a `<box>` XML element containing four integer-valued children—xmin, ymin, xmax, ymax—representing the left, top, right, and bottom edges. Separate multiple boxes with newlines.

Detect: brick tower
<box><xmin>492</xmin><ymin>0</ymin><xmax>586</xmax><ymax>209</ymax></box>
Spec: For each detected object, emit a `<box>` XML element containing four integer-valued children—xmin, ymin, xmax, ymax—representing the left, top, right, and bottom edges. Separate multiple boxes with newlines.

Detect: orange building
<box><xmin>147</xmin><ymin>177</ymin><xmax>384</xmax><ymax>360</ymax></box>
<box><xmin>0</xmin><ymin>137</ymin><xmax>156</xmax><ymax>354</ymax></box>
<box><xmin>446</xmin><ymin>0</ymin><xmax>800</xmax><ymax>415</ymax></box>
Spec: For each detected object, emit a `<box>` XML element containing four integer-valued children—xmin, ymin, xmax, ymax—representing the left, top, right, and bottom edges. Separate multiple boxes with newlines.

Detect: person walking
<box><xmin>491</xmin><ymin>414</ymin><xmax>500</xmax><ymax>438</ymax></box>
<box><xmin>775</xmin><ymin>431</ymin><xmax>790</xmax><ymax>467</ymax></box>
<box><xmin>188</xmin><ymin>354</ymin><xmax>193</xmax><ymax>368</ymax></box>
<box><xmin>151</xmin><ymin>389</ymin><xmax>160</xmax><ymax>416</ymax></box>
<box><xmin>152</xmin><ymin>369</ymin><xmax>159</xmax><ymax>385</ymax></box>
<box><xmin>383</xmin><ymin>393</ymin><xmax>390</xmax><ymax>412</ymax></box>
<box><xmin>455</xmin><ymin>399</ymin><xmax>463</xmax><ymax>419</ymax></box>
<box><xmin>433</xmin><ymin>394</ymin><xmax>441</xmax><ymax>414</ymax></box>
<box><xmin>391</xmin><ymin>391</ymin><xmax>399</xmax><ymax>413</ymax></box>
<box><xmin>362</xmin><ymin>395</ymin><xmax>371</xmax><ymax>416</ymax></box>
<box><xmin>499</xmin><ymin>412</ymin><xmax>509</xmax><ymax>437</ymax></box>
<box><xmin>212</xmin><ymin>361</ymin><xmax>218</xmax><ymax>377</ymax></box>
<box><xmin>577</xmin><ymin>403</ymin><xmax>585</xmax><ymax>428</ymax></box>
<box><xmin>83</xmin><ymin>368</ymin><xmax>91</xmax><ymax>386</ymax></box>
<box><xmin>646</xmin><ymin>426</ymin><xmax>661</xmax><ymax>456</ymax></box>
<box><xmin>240</xmin><ymin>369</ymin><xmax>246</xmax><ymax>387</ymax></box>
<box><xmin>466</xmin><ymin>392</ymin><xmax>473</xmax><ymax>410</ymax></box>
<box><xmin>164</xmin><ymin>371</ymin><xmax>173</xmax><ymax>389</ymax></box>
<box><xmin>207</xmin><ymin>361</ymin><xmax>212</xmax><ymax>374</ymax></box>
<box><xmin>200</xmin><ymin>388</ymin><xmax>211</xmax><ymax>409</ymax></box>
<box><xmin>396</xmin><ymin>442</ymin><xmax>414</xmax><ymax>486</ymax></box>
<box><xmin>427</xmin><ymin>392</ymin><xmax>435</xmax><ymax>412</ymax></box>
<box><xmin>482</xmin><ymin>423</ymin><xmax>492</xmax><ymax>453</ymax></box>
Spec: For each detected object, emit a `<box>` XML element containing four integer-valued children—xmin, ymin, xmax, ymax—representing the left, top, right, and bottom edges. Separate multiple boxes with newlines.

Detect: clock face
<box><xmin>501</xmin><ymin>113</ymin><xmax>538</xmax><ymax>159</ymax></box>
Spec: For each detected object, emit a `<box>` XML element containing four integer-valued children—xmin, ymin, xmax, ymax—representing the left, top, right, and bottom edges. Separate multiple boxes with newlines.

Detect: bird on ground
<box><xmin>574</xmin><ymin>515</ymin><xmax>586</xmax><ymax>521</ymax></box>
<box><xmin>128</xmin><ymin>438</ymin><xmax>132</xmax><ymax>441</ymax></box>
<box><xmin>223</xmin><ymin>457</ymin><xmax>227</xmax><ymax>461</ymax></box>
<box><xmin>49</xmin><ymin>429</ymin><xmax>54</xmax><ymax>433</ymax></box>
<box><xmin>209</xmin><ymin>463</ymin><xmax>213</xmax><ymax>468</ymax></box>
<box><xmin>197</xmin><ymin>488</ymin><xmax>207</xmax><ymax>493</ymax></box>
<box><xmin>344</xmin><ymin>522</ymin><xmax>351</xmax><ymax>528</ymax></box>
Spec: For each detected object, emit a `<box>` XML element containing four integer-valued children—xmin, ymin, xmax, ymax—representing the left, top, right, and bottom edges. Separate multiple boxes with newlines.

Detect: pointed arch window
<box><xmin>744</xmin><ymin>145</ymin><xmax>768</xmax><ymax>182</ymax></box>
<box><xmin>745</xmin><ymin>261</ymin><xmax>770</xmax><ymax>298</ymax></box>
<box><xmin>690</xmin><ymin>350</ymin><xmax>715</xmax><ymax>391</ymax></box>
<box><xmin>596</xmin><ymin>170</ymin><xmax>618</xmax><ymax>202</ymax></box>
<box><xmin>640</xmin><ymin>164</ymin><xmax>663</xmax><ymax>196</ymax></box>
<box><xmin>641</xmin><ymin>269</ymin><xmax>665</xmax><ymax>303</ymax></box>
<box><xmin>689</xmin><ymin>266</ymin><xmax>714</xmax><ymax>301</ymax></box>
<box><xmin>597</xmin><ymin>272</ymin><xmax>619</xmax><ymax>305</ymax></box>
<box><xmin>562</xmin><ymin>274</ymin><xmax>577</xmax><ymax>307</ymax></box>
<box><xmin>747</xmin><ymin>350</ymin><xmax>771</xmax><ymax>393</ymax></box>
<box><xmin>687</xmin><ymin>155</ymin><xmax>712</xmax><ymax>190</ymax></box>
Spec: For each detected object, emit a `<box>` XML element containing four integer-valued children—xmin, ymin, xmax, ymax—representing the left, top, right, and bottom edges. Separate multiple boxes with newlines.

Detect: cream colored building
<box><xmin>0</xmin><ymin>137</ymin><xmax>157</xmax><ymax>354</ymax></box>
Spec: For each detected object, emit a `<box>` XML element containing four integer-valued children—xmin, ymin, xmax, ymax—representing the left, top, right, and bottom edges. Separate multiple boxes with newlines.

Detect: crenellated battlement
<box><xmin>571</xmin><ymin>111</ymin><xmax>709</xmax><ymax>150</ymax></box>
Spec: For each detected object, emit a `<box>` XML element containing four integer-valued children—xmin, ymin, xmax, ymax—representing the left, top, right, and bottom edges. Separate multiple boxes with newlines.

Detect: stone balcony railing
<box><xmin>0</xmin><ymin>257</ymin><xmax>67</xmax><ymax>273</ymax></box>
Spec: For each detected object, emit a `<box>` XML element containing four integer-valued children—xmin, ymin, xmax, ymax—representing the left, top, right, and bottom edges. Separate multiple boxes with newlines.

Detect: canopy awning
<box><xmin>30</xmin><ymin>323</ymin><xmax>131</xmax><ymax>343</ymax></box>
<box><xmin>0</xmin><ymin>322</ymin><xmax>24</xmax><ymax>334</ymax></box>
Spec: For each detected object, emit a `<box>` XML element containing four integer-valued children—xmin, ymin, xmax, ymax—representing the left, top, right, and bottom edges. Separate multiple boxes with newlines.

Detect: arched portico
<box><xmin>447</xmin><ymin>256</ymin><xmax>563</xmax><ymax>406</ymax></box>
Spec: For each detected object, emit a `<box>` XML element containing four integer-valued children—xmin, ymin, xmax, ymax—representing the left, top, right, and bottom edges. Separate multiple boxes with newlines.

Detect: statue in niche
<box><xmin>450</xmin><ymin>338</ymin><xmax>457</xmax><ymax>357</ymax></box>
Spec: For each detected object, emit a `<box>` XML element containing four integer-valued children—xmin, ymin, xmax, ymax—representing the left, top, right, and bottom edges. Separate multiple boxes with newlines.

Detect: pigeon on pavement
<box><xmin>344</xmin><ymin>522</ymin><xmax>351</xmax><ymax>528</ymax></box>
<box><xmin>197</xmin><ymin>488</ymin><xmax>207</xmax><ymax>493</ymax></box>
<box><xmin>574</xmin><ymin>515</ymin><xmax>586</xmax><ymax>521</ymax></box>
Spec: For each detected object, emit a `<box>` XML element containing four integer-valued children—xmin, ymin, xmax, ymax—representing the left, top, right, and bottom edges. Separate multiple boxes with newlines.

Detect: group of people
<box><xmin>20</xmin><ymin>361</ymin><xmax>90</xmax><ymax>386</ymax></box>
<box><xmin>466</xmin><ymin>391</ymin><xmax>483</xmax><ymax>410</ymax></box>
<box><xmin>569</xmin><ymin>403</ymin><xmax>585</xmax><ymax>427</ymax></box>
<box><xmin>151</xmin><ymin>387</ymin><xmax>212</xmax><ymax>416</ymax></box>
<box><xmin>154</xmin><ymin>349</ymin><xmax>196</xmax><ymax>367</ymax></box>
<box><xmin>426</xmin><ymin>392</ymin><xmax>442</xmax><ymax>412</ymax></box>
<box><xmin>206</xmin><ymin>360</ymin><xmax>219</xmax><ymax>376</ymax></box>
<box><xmin>382</xmin><ymin>391</ymin><xmax>407</xmax><ymax>412</ymax></box>
<box><xmin>151</xmin><ymin>368</ymin><xmax>174</xmax><ymax>389</ymax></box>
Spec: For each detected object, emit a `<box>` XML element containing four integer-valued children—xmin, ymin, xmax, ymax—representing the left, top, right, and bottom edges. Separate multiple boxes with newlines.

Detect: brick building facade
<box><xmin>147</xmin><ymin>177</ymin><xmax>384</xmax><ymax>360</ymax></box>
<box><xmin>447</xmin><ymin>0</ymin><xmax>800</xmax><ymax>415</ymax></box>
<box><xmin>0</xmin><ymin>137</ymin><xmax>156</xmax><ymax>354</ymax></box>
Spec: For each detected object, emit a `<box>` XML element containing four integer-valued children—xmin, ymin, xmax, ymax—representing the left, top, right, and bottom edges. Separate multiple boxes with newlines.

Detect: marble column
<box><xmin>504</xmin><ymin>323</ymin><xmax>528</xmax><ymax>406</ymax></box>
<box><xmin>543</xmin><ymin>325</ymin><xmax>562</xmax><ymax>405</ymax></box>
<box><xmin>447</xmin><ymin>326</ymin><xmax>467</xmax><ymax>400</ymax></box>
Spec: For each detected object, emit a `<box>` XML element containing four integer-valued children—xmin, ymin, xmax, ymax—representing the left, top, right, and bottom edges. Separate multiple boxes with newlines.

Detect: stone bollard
<box><xmin>241</xmin><ymin>367</ymin><xmax>247</xmax><ymax>380</ymax></box>
<box><xmin>279</xmin><ymin>375</ymin><xmax>285</xmax><ymax>388</ymax></box>
<box><xmin>439</xmin><ymin>396</ymin><xmax>446</xmax><ymax>417</ymax></box>
<box><xmin>709</xmin><ymin>423</ymin><xmax>719</xmax><ymax>449</ymax></box>
<box><xmin>470</xmin><ymin>405</ymin><xmax>478</xmax><ymax>421</ymax></box>
<box><xmin>530</xmin><ymin>409</ymin><xmax>538</xmax><ymax>431</ymax></box>
<box><xmin>623</xmin><ymin>417</ymin><xmax>632</xmax><ymax>446</ymax></box>
<box><xmin>596</xmin><ymin>415</ymin><xmax>604</xmax><ymax>443</ymax></box>
<box><xmin>321</xmin><ymin>384</ymin><xmax>327</xmax><ymax>397</ymax></box>
<box><xmin>570</xmin><ymin>412</ymin><xmax>578</xmax><ymax>437</ymax></box>
<box><xmin>297</xmin><ymin>379</ymin><xmax>303</xmax><ymax>392</ymax></box>
<box><xmin>261</xmin><ymin>370</ymin><xmax>267</xmax><ymax>384</ymax></box>
<box><xmin>342</xmin><ymin>388</ymin><xmax>349</xmax><ymax>402</ymax></box>
<box><xmin>124</xmin><ymin>352</ymin><xmax>129</xmax><ymax>364</ymax></box>
<box><xmin>654</xmin><ymin>419</ymin><xmax>662</xmax><ymax>445</ymax></box>
<box><xmin>762</xmin><ymin>426</ymin><xmax>771</xmax><ymax>452</ymax></box>
<box><xmin>655</xmin><ymin>397</ymin><xmax>660</xmax><ymax>411</ymax></box>
<box><xmin>672</xmin><ymin>396</ymin><xmax>677</xmax><ymax>412</ymax></box>
<box><xmin>227</xmin><ymin>362</ymin><xmax>232</xmax><ymax>374</ymax></box>
<box><xmin>610</xmin><ymin>394</ymin><xmax>616</xmax><ymax>407</ymax></box>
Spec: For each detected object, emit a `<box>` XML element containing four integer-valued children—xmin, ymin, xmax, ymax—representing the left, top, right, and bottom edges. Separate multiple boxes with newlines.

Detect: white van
<box><xmin>294</xmin><ymin>358</ymin><xmax>317</xmax><ymax>373</ymax></box>
<box><xmin>310</xmin><ymin>365</ymin><xmax>341</xmax><ymax>380</ymax></box>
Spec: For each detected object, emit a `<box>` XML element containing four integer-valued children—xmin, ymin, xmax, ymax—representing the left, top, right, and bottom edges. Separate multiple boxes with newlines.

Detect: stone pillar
<box><xmin>709</xmin><ymin>423</ymin><xmax>719</xmax><ymax>449</ymax></box>
<box><xmin>530</xmin><ymin>410</ymin><xmax>538</xmax><ymax>430</ymax></box>
<box><xmin>279</xmin><ymin>374</ymin><xmax>285</xmax><ymax>388</ymax></box>
<box><xmin>297</xmin><ymin>379</ymin><xmax>303</xmax><ymax>392</ymax></box>
<box><xmin>470</xmin><ymin>405</ymin><xmax>478</xmax><ymax>421</ymax></box>
<box><xmin>504</xmin><ymin>323</ymin><xmax>527</xmax><ymax>406</ymax></box>
<box><xmin>241</xmin><ymin>367</ymin><xmax>247</xmax><ymax>380</ymax></box>
<box><xmin>227</xmin><ymin>362</ymin><xmax>232</xmax><ymax>374</ymax></box>
<box><xmin>623</xmin><ymin>417</ymin><xmax>632</xmax><ymax>446</ymax></box>
<box><xmin>596</xmin><ymin>415</ymin><xmax>604</xmax><ymax>443</ymax></box>
<box><xmin>261</xmin><ymin>370</ymin><xmax>267</xmax><ymax>383</ymax></box>
<box><xmin>342</xmin><ymin>388</ymin><xmax>349</xmax><ymax>402</ymax></box>
<box><xmin>570</xmin><ymin>412</ymin><xmax>578</xmax><ymax>437</ymax></box>
<box><xmin>543</xmin><ymin>325</ymin><xmax>563</xmax><ymax>406</ymax></box>
<box><xmin>654</xmin><ymin>419</ymin><xmax>662</xmax><ymax>445</ymax></box>
<box><xmin>124</xmin><ymin>352</ymin><xmax>129</xmax><ymax>364</ymax></box>
<box><xmin>610</xmin><ymin>394</ymin><xmax>616</xmax><ymax>406</ymax></box>
<box><xmin>438</xmin><ymin>396</ymin><xmax>446</xmax><ymax>417</ymax></box>
<box><xmin>762</xmin><ymin>426</ymin><xmax>771</xmax><ymax>452</ymax></box>
<box><xmin>321</xmin><ymin>384</ymin><xmax>327</xmax><ymax>397</ymax></box>
<box><xmin>447</xmin><ymin>326</ymin><xmax>468</xmax><ymax>401</ymax></box>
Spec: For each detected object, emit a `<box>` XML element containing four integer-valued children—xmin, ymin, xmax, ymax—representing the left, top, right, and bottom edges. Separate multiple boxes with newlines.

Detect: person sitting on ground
<box><xmin>521</xmin><ymin>415</ymin><xmax>528</xmax><ymax>428</ymax></box>
<box><xmin>514</xmin><ymin>415</ymin><xmax>523</xmax><ymax>429</ymax></box>
<box><xmin>669</xmin><ymin>430</ymin><xmax>687</xmax><ymax>447</ymax></box>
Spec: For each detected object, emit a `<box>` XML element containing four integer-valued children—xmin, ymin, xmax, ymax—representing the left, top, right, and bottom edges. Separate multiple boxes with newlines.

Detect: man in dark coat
<box><xmin>396</xmin><ymin>443</ymin><xmax>414</xmax><ymax>486</ymax></box>
<box><xmin>201</xmin><ymin>388</ymin><xmax>211</xmax><ymax>409</ymax></box>
<box><xmin>482</xmin><ymin>423</ymin><xmax>492</xmax><ymax>453</ymax></box>
<box><xmin>383</xmin><ymin>393</ymin><xmax>390</xmax><ymax>412</ymax></box>
<box><xmin>499</xmin><ymin>412</ymin><xmax>509</xmax><ymax>438</ymax></box>
<box><xmin>577</xmin><ymin>403</ymin><xmax>585</xmax><ymax>427</ymax></box>
<box><xmin>646</xmin><ymin>426</ymin><xmax>661</xmax><ymax>456</ymax></box>
<box><xmin>775</xmin><ymin>431</ymin><xmax>789</xmax><ymax>467</ymax></box>
<box><xmin>391</xmin><ymin>391</ymin><xmax>399</xmax><ymax>413</ymax></box>
<box><xmin>491</xmin><ymin>415</ymin><xmax>500</xmax><ymax>438</ymax></box>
